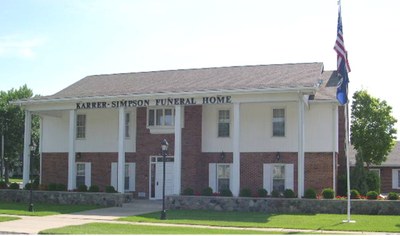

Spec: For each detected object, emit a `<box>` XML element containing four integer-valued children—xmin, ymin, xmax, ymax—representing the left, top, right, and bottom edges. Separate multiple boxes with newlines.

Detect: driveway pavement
<box><xmin>0</xmin><ymin>200</ymin><xmax>162</xmax><ymax>234</ymax></box>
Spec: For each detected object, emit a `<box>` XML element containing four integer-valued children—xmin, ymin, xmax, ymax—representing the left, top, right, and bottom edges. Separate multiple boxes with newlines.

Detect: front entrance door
<box><xmin>149</xmin><ymin>156</ymin><xmax>174</xmax><ymax>200</ymax></box>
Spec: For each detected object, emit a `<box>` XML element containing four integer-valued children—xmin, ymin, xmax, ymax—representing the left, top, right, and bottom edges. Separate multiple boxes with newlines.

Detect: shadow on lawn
<box><xmin>129</xmin><ymin>210</ymin><xmax>317</xmax><ymax>224</ymax></box>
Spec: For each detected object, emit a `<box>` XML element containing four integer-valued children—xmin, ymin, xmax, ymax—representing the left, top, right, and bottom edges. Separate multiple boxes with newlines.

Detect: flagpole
<box><xmin>343</xmin><ymin>103</ymin><xmax>355</xmax><ymax>223</ymax></box>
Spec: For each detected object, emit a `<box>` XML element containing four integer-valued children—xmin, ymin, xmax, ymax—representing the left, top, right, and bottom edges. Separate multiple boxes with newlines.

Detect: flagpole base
<box><xmin>342</xmin><ymin>220</ymin><xmax>356</xmax><ymax>223</ymax></box>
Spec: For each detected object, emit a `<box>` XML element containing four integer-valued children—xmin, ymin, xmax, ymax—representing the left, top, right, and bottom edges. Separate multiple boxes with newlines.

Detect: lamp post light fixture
<box><xmin>28</xmin><ymin>140</ymin><xmax>36</xmax><ymax>212</ymax></box>
<box><xmin>160</xmin><ymin>139</ymin><xmax>168</xmax><ymax>220</ymax></box>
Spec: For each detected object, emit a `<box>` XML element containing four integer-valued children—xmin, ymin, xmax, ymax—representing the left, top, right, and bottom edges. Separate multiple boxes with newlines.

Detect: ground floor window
<box><xmin>392</xmin><ymin>169</ymin><xmax>400</xmax><ymax>189</ymax></box>
<box><xmin>76</xmin><ymin>162</ymin><xmax>91</xmax><ymax>188</ymax></box>
<box><xmin>263</xmin><ymin>163</ymin><xmax>294</xmax><ymax>194</ymax></box>
<box><xmin>111</xmin><ymin>162</ymin><xmax>136</xmax><ymax>191</ymax></box>
<box><xmin>209</xmin><ymin>163</ymin><xmax>232</xmax><ymax>193</ymax></box>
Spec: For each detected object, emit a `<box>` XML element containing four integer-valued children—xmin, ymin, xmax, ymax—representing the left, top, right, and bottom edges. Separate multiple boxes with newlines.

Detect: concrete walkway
<box><xmin>0</xmin><ymin>200</ymin><xmax>162</xmax><ymax>234</ymax></box>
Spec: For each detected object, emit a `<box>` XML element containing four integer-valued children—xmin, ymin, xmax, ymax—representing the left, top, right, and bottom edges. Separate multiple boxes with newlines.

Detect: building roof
<box><xmin>313</xmin><ymin>70</ymin><xmax>338</xmax><ymax>100</ymax></box>
<box><xmin>32</xmin><ymin>62</ymin><xmax>328</xmax><ymax>101</ymax></box>
<box><xmin>349</xmin><ymin>141</ymin><xmax>400</xmax><ymax>167</ymax></box>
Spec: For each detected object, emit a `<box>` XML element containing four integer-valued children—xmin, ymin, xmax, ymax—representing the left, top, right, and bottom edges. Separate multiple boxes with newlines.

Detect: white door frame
<box><xmin>149</xmin><ymin>156</ymin><xmax>174</xmax><ymax>200</ymax></box>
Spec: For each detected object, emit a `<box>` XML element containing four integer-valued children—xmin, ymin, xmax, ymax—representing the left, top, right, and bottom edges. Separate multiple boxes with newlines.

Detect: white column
<box><xmin>297</xmin><ymin>95</ymin><xmax>305</xmax><ymax>198</ymax></box>
<box><xmin>117</xmin><ymin>106</ymin><xmax>126</xmax><ymax>193</ymax></box>
<box><xmin>67</xmin><ymin>110</ymin><xmax>76</xmax><ymax>190</ymax></box>
<box><xmin>232</xmin><ymin>102</ymin><xmax>241</xmax><ymax>197</ymax></box>
<box><xmin>22</xmin><ymin>110</ymin><xmax>32</xmax><ymax>187</ymax></box>
<box><xmin>39</xmin><ymin>116</ymin><xmax>43</xmax><ymax>184</ymax></box>
<box><xmin>174</xmin><ymin>105</ymin><xmax>182</xmax><ymax>195</ymax></box>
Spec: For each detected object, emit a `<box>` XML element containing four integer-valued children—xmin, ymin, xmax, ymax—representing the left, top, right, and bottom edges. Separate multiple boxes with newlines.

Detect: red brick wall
<box><xmin>41</xmin><ymin>105</ymin><xmax>338</xmax><ymax>197</ymax></box>
<box><xmin>241</xmin><ymin>152</ymin><xmax>298</xmax><ymax>195</ymax></box>
<box><xmin>42</xmin><ymin>153</ymin><xmax>68</xmax><ymax>186</ymax></box>
<box><xmin>304</xmin><ymin>152</ymin><xmax>334</xmax><ymax>192</ymax></box>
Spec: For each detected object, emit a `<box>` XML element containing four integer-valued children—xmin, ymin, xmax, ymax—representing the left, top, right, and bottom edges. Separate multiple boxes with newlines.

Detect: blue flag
<box><xmin>334</xmin><ymin>2</ymin><xmax>351</xmax><ymax>105</ymax></box>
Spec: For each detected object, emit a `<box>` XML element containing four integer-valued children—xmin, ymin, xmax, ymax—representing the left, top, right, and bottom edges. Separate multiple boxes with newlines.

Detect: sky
<box><xmin>1</xmin><ymin>0</ymin><xmax>399</xmax><ymax>136</ymax></box>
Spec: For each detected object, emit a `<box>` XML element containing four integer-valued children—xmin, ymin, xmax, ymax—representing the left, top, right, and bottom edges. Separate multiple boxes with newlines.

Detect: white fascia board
<box><xmin>13</xmin><ymin>87</ymin><xmax>317</xmax><ymax>107</ymax></box>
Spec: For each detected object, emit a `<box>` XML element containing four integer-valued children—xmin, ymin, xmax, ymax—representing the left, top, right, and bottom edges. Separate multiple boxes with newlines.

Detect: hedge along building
<box><xmin>16</xmin><ymin>62</ymin><xmax>345</xmax><ymax>199</ymax></box>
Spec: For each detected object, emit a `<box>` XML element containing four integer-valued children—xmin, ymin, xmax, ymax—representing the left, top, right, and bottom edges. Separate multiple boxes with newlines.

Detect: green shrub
<box><xmin>322</xmin><ymin>188</ymin><xmax>335</xmax><ymax>199</ymax></box>
<box><xmin>283</xmin><ymin>189</ymin><xmax>296</xmax><ymax>198</ymax></box>
<box><xmin>182</xmin><ymin>187</ymin><xmax>194</xmax><ymax>195</ymax></box>
<box><xmin>257</xmin><ymin>188</ymin><xmax>268</xmax><ymax>197</ymax></box>
<box><xmin>77</xmin><ymin>184</ymin><xmax>87</xmax><ymax>192</ymax></box>
<box><xmin>48</xmin><ymin>183</ymin><xmax>57</xmax><ymax>191</ymax></box>
<box><xmin>304</xmin><ymin>188</ymin><xmax>317</xmax><ymax>199</ymax></box>
<box><xmin>9</xmin><ymin>182</ymin><xmax>20</xmax><ymax>190</ymax></box>
<box><xmin>56</xmin><ymin>183</ymin><xmax>67</xmax><ymax>191</ymax></box>
<box><xmin>366</xmin><ymin>191</ymin><xmax>378</xmax><ymax>200</ymax></box>
<box><xmin>271</xmin><ymin>190</ymin><xmax>280</xmax><ymax>198</ymax></box>
<box><xmin>387</xmin><ymin>192</ymin><xmax>399</xmax><ymax>200</ymax></box>
<box><xmin>350</xmin><ymin>189</ymin><xmax>360</xmax><ymax>199</ymax></box>
<box><xmin>239</xmin><ymin>188</ymin><xmax>252</xmax><ymax>197</ymax></box>
<box><xmin>88</xmin><ymin>185</ymin><xmax>99</xmax><ymax>192</ymax></box>
<box><xmin>202</xmin><ymin>187</ymin><xmax>213</xmax><ymax>196</ymax></box>
<box><xmin>0</xmin><ymin>181</ymin><xmax>7</xmax><ymax>189</ymax></box>
<box><xmin>24</xmin><ymin>183</ymin><xmax>32</xmax><ymax>190</ymax></box>
<box><xmin>105</xmin><ymin>185</ymin><xmax>117</xmax><ymax>193</ymax></box>
<box><xmin>366</xmin><ymin>171</ymin><xmax>380</xmax><ymax>193</ymax></box>
<box><xmin>220</xmin><ymin>189</ymin><xmax>232</xmax><ymax>197</ymax></box>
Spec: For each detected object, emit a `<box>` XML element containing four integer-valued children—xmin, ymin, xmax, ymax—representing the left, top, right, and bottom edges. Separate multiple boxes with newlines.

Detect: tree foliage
<box><xmin>0</xmin><ymin>85</ymin><xmax>38</xmax><ymax>182</ymax></box>
<box><xmin>350</xmin><ymin>90</ymin><xmax>397</xmax><ymax>168</ymax></box>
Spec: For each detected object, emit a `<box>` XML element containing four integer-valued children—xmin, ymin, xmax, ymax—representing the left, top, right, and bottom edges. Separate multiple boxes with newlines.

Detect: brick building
<box><xmin>17</xmin><ymin>62</ymin><xmax>345</xmax><ymax>199</ymax></box>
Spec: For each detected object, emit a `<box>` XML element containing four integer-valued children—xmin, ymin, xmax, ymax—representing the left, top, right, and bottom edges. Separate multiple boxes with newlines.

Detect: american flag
<box><xmin>334</xmin><ymin>2</ymin><xmax>351</xmax><ymax>105</ymax></box>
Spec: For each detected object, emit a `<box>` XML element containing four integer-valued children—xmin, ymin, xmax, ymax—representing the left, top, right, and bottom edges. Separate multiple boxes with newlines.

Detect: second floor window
<box><xmin>273</xmin><ymin>108</ymin><xmax>285</xmax><ymax>137</ymax></box>
<box><xmin>148</xmin><ymin>108</ymin><xmax>174</xmax><ymax>127</ymax></box>
<box><xmin>218</xmin><ymin>110</ymin><xmax>230</xmax><ymax>137</ymax></box>
<box><xmin>76</xmin><ymin>114</ymin><xmax>86</xmax><ymax>139</ymax></box>
<box><xmin>125</xmin><ymin>113</ymin><xmax>130</xmax><ymax>138</ymax></box>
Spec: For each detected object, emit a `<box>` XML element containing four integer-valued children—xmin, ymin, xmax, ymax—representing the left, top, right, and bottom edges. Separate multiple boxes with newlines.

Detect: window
<box><xmin>124</xmin><ymin>164</ymin><xmax>130</xmax><ymax>190</ymax></box>
<box><xmin>76</xmin><ymin>163</ymin><xmax>86</xmax><ymax>187</ymax></box>
<box><xmin>273</xmin><ymin>108</ymin><xmax>285</xmax><ymax>137</ymax></box>
<box><xmin>209</xmin><ymin>163</ymin><xmax>232</xmax><ymax>193</ymax></box>
<box><xmin>76</xmin><ymin>114</ymin><xmax>86</xmax><ymax>139</ymax></box>
<box><xmin>263</xmin><ymin>163</ymin><xmax>293</xmax><ymax>194</ymax></box>
<box><xmin>125</xmin><ymin>113</ymin><xmax>130</xmax><ymax>138</ymax></box>
<box><xmin>148</xmin><ymin>108</ymin><xmax>174</xmax><ymax>127</ymax></box>
<box><xmin>111</xmin><ymin>162</ymin><xmax>136</xmax><ymax>192</ymax></box>
<box><xmin>218</xmin><ymin>110</ymin><xmax>230</xmax><ymax>137</ymax></box>
<box><xmin>273</xmin><ymin>165</ymin><xmax>285</xmax><ymax>193</ymax></box>
<box><xmin>393</xmin><ymin>169</ymin><xmax>400</xmax><ymax>189</ymax></box>
<box><xmin>217</xmin><ymin>164</ymin><xmax>230</xmax><ymax>192</ymax></box>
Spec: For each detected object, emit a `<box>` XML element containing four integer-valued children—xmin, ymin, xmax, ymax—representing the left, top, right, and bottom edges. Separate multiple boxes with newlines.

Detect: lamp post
<box><xmin>160</xmin><ymin>139</ymin><xmax>168</xmax><ymax>220</ymax></box>
<box><xmin>28</xmin><ymin>140</ymin><xmax>36</xmax><ymax>212</ymax></box>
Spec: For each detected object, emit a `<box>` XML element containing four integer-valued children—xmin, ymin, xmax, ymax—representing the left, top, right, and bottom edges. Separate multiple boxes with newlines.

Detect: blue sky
<box><xmin>1</xmin><ymin>0</ymin><xmax>399</xmax><ymax>135</ymax></box>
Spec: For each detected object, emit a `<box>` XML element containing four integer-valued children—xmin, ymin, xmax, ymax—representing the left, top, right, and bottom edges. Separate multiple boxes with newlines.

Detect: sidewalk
<box><xmin>0</xmin><ymin>200</ymin><xmax>162</xmax><ymax>234</ymax></box>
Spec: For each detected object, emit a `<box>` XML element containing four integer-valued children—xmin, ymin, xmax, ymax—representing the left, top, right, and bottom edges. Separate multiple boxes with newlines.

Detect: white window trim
<box><xmin>272</xmin><ymin>107</ymin><xmax>286</xmax><ymax>138</ymax></box>
<box><xmin>209</xmin><ymin>163</ymin><xmax>233</xmax><ymax>193</ymax></box>
<box><xmin>76</xmin><ymin>162</ymin><xmax>91</xmax><ymax>187</ymax></box>
<box><xmin>392</xmin><ymin>169</ymin><xmax>400</xmax><ymax>189</ymax></box>
<box><xmin>147</xmin><ymin>107</ymin><xmax>175</xmax><ymax>134</ymax></box>
<box><xmin>76</xmin><ymin>114</ymin><xmax>86</xmax><ymax>139</ymax></box>
<box><xmin>217</xmin><ymin>109</ymin><xmax>231</xmax><ymax>138</ymax></box>
<box><xmin>263</xmin><ymin>163</ymin><xmax>294</xmax><ymax>194</ymax></box>
<box><xmin>111</xmin><ymin>162</ymin><xmax>136</xmax><ymax>192</ymax></box>
<box><xmin>125</xmin><ymin>112</ymin><xmax>131</xmax><ymax>139</ymax></box>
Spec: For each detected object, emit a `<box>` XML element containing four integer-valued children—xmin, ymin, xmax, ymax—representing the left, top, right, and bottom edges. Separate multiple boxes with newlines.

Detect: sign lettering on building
<box><xmin>76</xmin><ymin>96</ymin><xmax>232</xmax><ymax>109</ymax></box>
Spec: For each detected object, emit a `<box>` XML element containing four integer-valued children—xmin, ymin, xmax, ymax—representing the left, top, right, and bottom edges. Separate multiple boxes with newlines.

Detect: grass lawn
<box><xmin>39</xmin><ymin>222</ymin><xmax>281</xmax><ymax>234</ymax></box>
<box><xmin>0</xmin><ymin>202</ymin><xmax>102</xmax><ymax>216</ymax></box>
<box><xmin>8</xmin><ymin>178</ymin><xmax>23</xmax><ymax>183</ymax></box>
<box><xmin>119</xmin><ymin>210</ymin><xmax>400</xmax><ymax>233</ymax></box>
<box><xmin>0</xmin><ymin>216</ymin><xmax>20</xmax><ymax>222</ymax></box>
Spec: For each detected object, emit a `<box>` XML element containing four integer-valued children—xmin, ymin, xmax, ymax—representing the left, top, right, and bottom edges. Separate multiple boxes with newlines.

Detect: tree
<box><xmin>0</xmin><ymin>85</ymin><xmax>38</xmax><ymax>182</ymax></box>
<box><xmin>350</xmin><ymin>90</ymin><xmax>397</xmax><ymax>168</ymax></box>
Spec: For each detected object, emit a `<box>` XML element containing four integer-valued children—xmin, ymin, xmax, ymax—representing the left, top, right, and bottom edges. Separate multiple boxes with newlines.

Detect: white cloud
<box><xmin>0</xmin><ymin>35</ymin><xmax>46</xmax><ymax>59</ymax></box>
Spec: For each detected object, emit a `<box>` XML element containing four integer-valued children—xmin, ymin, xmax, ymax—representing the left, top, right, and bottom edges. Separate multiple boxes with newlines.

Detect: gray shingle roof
<box><xmin>349</xmin><ymin>141</ymin><xmax>400</xmax><ymax>167</ymax></box>
<box><xmin>42</xmin><ymin>62</ymin><xmax>324</xmax><ymax>100</ymax></box>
